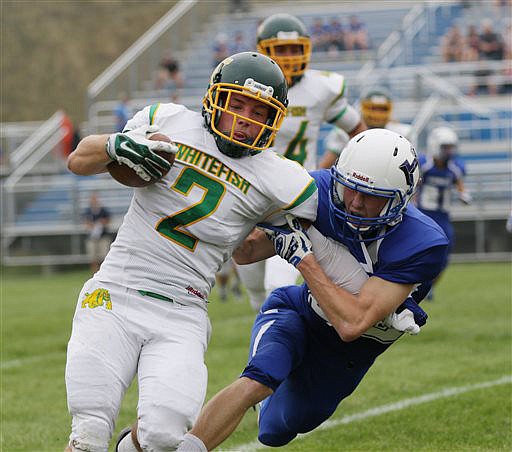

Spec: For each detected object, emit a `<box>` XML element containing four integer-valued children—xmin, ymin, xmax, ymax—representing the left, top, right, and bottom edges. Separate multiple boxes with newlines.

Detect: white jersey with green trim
<box><xmin>273</xmin><ymin>69</ymin><xmax>361</xmax><ymax>171</ymax></box>
<box><xmin>95</xmin><ymin>102</ymin><xmax>318</xmax><ymax>309</ymax></box>
<box><xmin>325</xmin><ymin>121</ymin><xmax>416</xmax><ymax>156</ymax></box>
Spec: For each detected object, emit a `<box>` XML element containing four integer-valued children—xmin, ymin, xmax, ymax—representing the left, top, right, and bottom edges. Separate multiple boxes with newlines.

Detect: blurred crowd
<box><xmin>441</xmin><ymin>17</ymin><xmax>511</xmax><ymax>96</ymax></box>
<box><xmin>309</xmin><ymin>15</ymin><xmax>370</xmax><ymax>54</ymax></box>
<box><xmin>441</xmin><ymin>19</ymin><xmax>510</xmax><ymax>63</ymax></box>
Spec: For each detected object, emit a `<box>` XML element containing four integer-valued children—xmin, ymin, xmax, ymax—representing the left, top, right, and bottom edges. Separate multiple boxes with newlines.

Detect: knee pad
<box><xmin>138</xmin><ymin>406</ymin><xmax>190</xmax><ymax>451</ymax></box>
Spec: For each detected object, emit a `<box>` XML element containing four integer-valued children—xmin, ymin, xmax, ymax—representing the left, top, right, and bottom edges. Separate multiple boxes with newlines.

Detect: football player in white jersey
<box><xmin>319</xmin><ymin>86</ymin><xmax>417</xmax><ymax>168</ymax></box>
<box><xmin>64</xmin><ymin>52</ymin><xmax>318</xmax><ymax>452</ymax></box>
<box><xmin>237</xmin><ymin>13</ymin><xmax>367</xmax><ymax>312</ymax></box>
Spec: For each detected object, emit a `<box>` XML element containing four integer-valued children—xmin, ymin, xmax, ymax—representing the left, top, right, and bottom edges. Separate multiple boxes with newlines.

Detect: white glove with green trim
<box><xmin>106</xmin><ymin>124</ymin><xmax>178</xmax><ymax>181</ymax></box>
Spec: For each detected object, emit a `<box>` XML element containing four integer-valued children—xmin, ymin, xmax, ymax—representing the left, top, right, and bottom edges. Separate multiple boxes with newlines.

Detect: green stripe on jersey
<box><xmin>149</xmin><ymin>103</ymin><xmax>161</xmax><ymax>125</ymax></box>
<box><xmin>328</xmin><ymin>105</ymin><xmax>348</xmax><ymax>124</ymax></box>
<box><xmin>285</xmin><ymin>179</ymin><xmax>317</xmax><ymax>210</ymax></box>
<box><xmin>328</xmin><ymin>78</ymin><xmax>346</xmax><ymax>107</ymax></box>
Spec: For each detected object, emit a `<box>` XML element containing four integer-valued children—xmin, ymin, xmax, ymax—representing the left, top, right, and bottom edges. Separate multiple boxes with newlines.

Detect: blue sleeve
<box><xmin>374</xmin><ymin>244</ymin><xmax>449</xmax><ymax>284</ymax></box>
<box><xmin>455</xmin><ymin>158</ymin><xmax>466</xmax><ymax>176</ymax></box>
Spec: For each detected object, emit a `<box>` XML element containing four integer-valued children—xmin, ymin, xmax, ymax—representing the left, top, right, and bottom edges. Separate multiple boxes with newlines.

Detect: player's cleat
<box><xmin>115</xmin><ymin>426</ymin><xmax>132</xmax><ymax>451</ymax></box>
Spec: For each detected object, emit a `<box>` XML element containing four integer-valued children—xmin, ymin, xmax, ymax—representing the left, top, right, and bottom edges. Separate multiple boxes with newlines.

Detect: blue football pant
<box><xmin>241</xmin><ymin>286</ymin><xmax>373</xmax><ymax>447</ymax></box>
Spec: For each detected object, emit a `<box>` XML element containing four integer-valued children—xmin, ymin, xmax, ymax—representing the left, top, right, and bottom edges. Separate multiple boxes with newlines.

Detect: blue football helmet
<box><xmin>329</xmin><ymin>128</ymin><xmax>419</xmax><ymax>241</ymax></box>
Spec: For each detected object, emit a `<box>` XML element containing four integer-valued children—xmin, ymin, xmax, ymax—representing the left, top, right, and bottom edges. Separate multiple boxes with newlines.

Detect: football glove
<box><xmin>384</xmin><ymin>309</ymin><xmax>420</xmax><ymax>335</ymax></box>
<box><xmin>384</xmin><ymin>297</ymin><xmax>428</xmax><ymax>335</ymax></box>
<box><xmin>106</xmin><ymin>124</ymin><xmax>178</xmax><ymax>181</ymax></box>
<box><xmin>459</xmin><ymin>191</ymin><xmax>472</xmax><ymax>205</ymax></box>
<box><xmin>258</xmin><ymin>214</ymin><xmax>313</xmax><ymax>267</ymax></box>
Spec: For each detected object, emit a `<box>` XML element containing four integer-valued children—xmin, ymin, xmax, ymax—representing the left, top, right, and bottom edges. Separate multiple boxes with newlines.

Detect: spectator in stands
<box><xmin>310</xmin><ymin>17</ymin><xmax>330</xmax><ymax>52</ymax></box>
<box><xmin>504</xmin><ymin>22</ymin><xmax>512</xmax><ymax>59</ymax></box>
<box><xmin>230</xmin><ymin>31</ymin><xmax>247</xmax><ymax>54</ymax></box>
<box><xmin>114</xmin><ymin>92</ymin><xmax>131</xmax><ymax>133</ymax></box>
<box><xmin>416</xmin><ymin>126</ymin><xmax>471</xmax><ymax>299</ymax></box>
<box><xmin>154</xmin><ymin>51</ymin><xmax>184</xmax><ymax>102</ymax></box>
<box><xmin>229</xmin><ymin>0</ymin><xmax>250</xmax><ymax>14</ymax></box>
<box><xmin>212</xmin><ymin>32</ymin><xmax>230</xmax><ymax>67</ymax></box>
<box><xmin>441</xmin><ymin>25</ymin><xmax>465</xmax><ymax>62</ymax></box>
<box><xmin>500</xmin><ymin>22</ymin><xmax>512</xmax><ymax>93</ymax></box>
<box><xmin>82</xmin><ymin>192</ymin><xmax>111</xmax><ymax>273</ymax></box>
<box><xmin>345</xmin><ymin>15</ymin><xmax>369</xmax><ymax>51</ymax></box>
<box><xmin>470</xmin><ymin>19</ymin><xmax>505</xmax><ymax>95</ymax></box>
<box><xmin>463</xmin><ymin>24</ymin><xmax>481</xmax><ymax>61</ymax></box>
<box><xmin>478</xmin><ymin>19</ymin><xmax>504</xmax><ymax>61</ymax></box>
<box><xmin>59</xmin><ymin>110</ymin><xmax>81</xmax><ymax>159</ymax></box>
<box><xmin>326</xmin><ymin>17</ymin><xmax>345</xmax><ymax>53</ymax></box>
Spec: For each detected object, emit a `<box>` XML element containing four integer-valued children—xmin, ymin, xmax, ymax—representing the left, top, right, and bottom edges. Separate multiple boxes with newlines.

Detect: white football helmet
<box><xmin>329</xmin><ymin>128</ymin><xmax>419</xmax><ymax>241</ymax></box>
<box><xmin>427</xmin><ymin>126</ymin><xmax>458</xmax><ymax>160</ymax></box>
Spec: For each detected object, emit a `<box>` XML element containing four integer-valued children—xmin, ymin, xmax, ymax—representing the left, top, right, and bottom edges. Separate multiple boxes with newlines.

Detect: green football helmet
<box><xmin>202</xmin><ymin>51</ymin><xmax>288</xmax><ymax>158</ymax></box>
<box><xmin>256</xmin><ymin>13</ymin><xmax>311</xmax><ymax>86</ymax></box>
<box><xmin>360</xmin><ymin>87</ymin><xmax>393</xmax><ymax>128</ymax></box>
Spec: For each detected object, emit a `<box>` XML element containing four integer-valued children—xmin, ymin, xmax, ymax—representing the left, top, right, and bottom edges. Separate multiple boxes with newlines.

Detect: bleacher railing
<box><xmin>86</xmin><ymin>0</ymin><xmax>228</xmax><ymax>132</ymax></box>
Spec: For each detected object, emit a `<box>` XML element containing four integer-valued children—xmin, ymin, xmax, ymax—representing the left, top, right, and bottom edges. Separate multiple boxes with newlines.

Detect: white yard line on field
<box><xmin>1</xmin><ymin>351</ymin><xmax>64</xmax><ymax>370</ymax></box>
<box><xmin>231</xmin><ymin>375</ymin><xmax>512</xmax><ymax>452</ymax></box>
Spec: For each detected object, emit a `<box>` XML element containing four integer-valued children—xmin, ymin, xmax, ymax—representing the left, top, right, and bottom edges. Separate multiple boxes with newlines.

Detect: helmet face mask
<box><xmin>202</xmin><ymin>52</ymin><xmax>288</xmax><ymax>158</ymax></box>
<box><xmin>328</xmin><ymin>129</ymin><xmax>419</xmax><ymax>242</ymax></box>
<box><xmin>360</xmin><ymin>88</ymin><xmax>393</xmax><ymax>128</ymax></box>
<box><xmin>257</xmin><ymin>14</ymin><xmax>311</xmax><ymax>86</ymax></box>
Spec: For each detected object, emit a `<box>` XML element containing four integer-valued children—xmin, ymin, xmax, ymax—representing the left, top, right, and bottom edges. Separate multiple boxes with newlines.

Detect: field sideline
<box><xmin>1</xmin><ymin>262</ymin><xmax>511</xmax><ymax>451</ymax></box>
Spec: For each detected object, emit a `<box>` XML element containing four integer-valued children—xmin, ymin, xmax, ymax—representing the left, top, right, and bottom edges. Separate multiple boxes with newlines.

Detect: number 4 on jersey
<box><xmin>284</xmin><ymin>120</ymin><xmax>309</xmax><ymax>165</ymax></box>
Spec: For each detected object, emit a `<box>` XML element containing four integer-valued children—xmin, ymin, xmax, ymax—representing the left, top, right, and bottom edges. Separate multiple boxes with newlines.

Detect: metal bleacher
<box><xmin>1</xmin><ymin>0</ymin><xmax>510</xmax><ymax>266</ymax></box>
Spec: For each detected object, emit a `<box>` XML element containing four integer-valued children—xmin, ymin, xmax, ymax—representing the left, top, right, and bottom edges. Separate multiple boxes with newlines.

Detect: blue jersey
<box><xmin>240</xmin><ymin>170</ymin><xmax>450</xmax><ymax>446</ymax></box>
<box><xmin>417</xmin><ymin>154</ymin><xmax>465</xmax><ymax>214</ymax></box>
<box><xmin>310</xmin><ymin>169</ymin><xmax>449</xmax><ymax>302</ymax></box>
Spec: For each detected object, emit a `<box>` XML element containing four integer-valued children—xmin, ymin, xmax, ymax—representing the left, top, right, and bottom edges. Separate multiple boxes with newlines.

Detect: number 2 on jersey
<box><xmin>284</xmin><ymin>120</ymin><xmax>309</xmax><ymax>165</ymax></box>
<box><xmin>156</xmin><ymin>167</ymin><xmax>226</xmax><ymax>251</ymax></box>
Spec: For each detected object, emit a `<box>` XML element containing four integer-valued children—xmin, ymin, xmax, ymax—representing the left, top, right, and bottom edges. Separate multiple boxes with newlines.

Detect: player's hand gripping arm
<box><xmin>67</xmin><ymin>125</ymin><xmax>177</xmax><ymax>180</ymax></box>
<box><xmin>257</xmin><ymin>214</ymin><xmax>313</xmax><ymax>267</ymax></box>
<box><xmin>262</xmin><ymin>214</ymin><xmax>415</xmax><ymax>341</ymax></box>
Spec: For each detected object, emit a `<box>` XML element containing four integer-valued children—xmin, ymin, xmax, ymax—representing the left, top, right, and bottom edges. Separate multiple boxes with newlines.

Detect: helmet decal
<box><xmin>399</xmin><ymin>158</ymin><xmax>418</xmax><ymax>188</ymax></box>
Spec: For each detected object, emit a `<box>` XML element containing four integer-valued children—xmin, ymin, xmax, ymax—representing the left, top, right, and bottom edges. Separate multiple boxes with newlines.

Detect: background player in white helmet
<box><xmin>319</xmin><ymin>86</ymin><xmax>417</xmax><ymax>168</ymax></box>
<box><xmin>416</xmin><ymin>126</ymin><xmax>471</xmax><ymax>298</ymax></box>
<box><xmin>64</xmin><ymin>52</ymin><xmax>318</xmax><ymax>452</ymax></box>
<box><xmin>237</xmin><ymin>13</ymin><xmax>367</xmax><ymax>312</ymax></box>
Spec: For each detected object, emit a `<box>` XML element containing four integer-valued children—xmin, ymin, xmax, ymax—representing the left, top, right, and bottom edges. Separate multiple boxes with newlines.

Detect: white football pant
<box><xmin>66</xmin><ymin>278</ymin><xmax>210</xmax><ymax>451</ymax></box>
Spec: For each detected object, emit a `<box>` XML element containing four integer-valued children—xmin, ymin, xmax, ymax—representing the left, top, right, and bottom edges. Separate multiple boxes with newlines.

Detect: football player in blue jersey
<box><xmin>176</xmin><ymin>129</ymin><xmax>449</xmax><ymax>451</ymax></box>
<box><xmin>416</xmin><ymin>126</ymin><xmax>471</xmax><ymax>297</ymax></box>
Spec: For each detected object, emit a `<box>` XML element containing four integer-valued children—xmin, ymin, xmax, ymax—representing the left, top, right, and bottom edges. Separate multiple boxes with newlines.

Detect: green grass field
<box><xmin>1</xmin><ymin>262</ymin><xmax>511</xmax><ymax>451</ymax></box>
